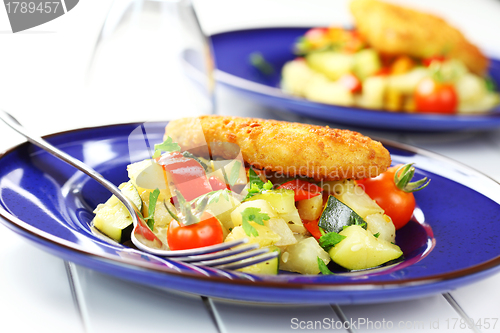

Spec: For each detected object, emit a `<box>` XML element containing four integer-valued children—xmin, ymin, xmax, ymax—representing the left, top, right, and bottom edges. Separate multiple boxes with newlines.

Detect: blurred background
<box><xmin>0</xmin><ymin>0</ymin><xmax>499</xmax><ymax>139</ymax></box>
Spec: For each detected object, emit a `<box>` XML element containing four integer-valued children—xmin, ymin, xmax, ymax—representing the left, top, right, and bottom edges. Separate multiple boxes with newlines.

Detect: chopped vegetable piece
<box><xmin>302</xmin><ymin>219</ymin><xmax>322</xmax><ymax>239</ymax></box>
<box><xmin>318</xmin><ymin>195</ymin><xmax>367</xmax><ymax>233</ymax></box>
<box><xmin>241</xmin><ymin>207</ymin><xmax>270</xmax><ymax>237</ymax></box>
<box><xmin>317</xmin><ymin>257</ymin><xmax>334</xmax><ymax>275</ymax></box>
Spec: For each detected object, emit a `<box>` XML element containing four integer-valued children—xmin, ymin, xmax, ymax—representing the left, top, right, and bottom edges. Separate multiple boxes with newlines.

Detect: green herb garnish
<box><xmin>152</xmin><ymin>137</ymin><xmax>181</xmax><ymax>158</ymax></box>
<box><xmin>317</xmin><ymin>257</ymin><xmax>334</xmax><ymax>275</ymax></box>
<box><xmin>144</xmin><ymin>188</ymin><xmax>160</xmax><ymax>230</ymax></box>
<box><xmin>318</xmin><ymin>229</ymin><xmax>346</xmax><ymax>252</ymax></box>
<box><xmin>373</xmin><ymin>232</ymin><xmax>380</xmax><ymax>238</ymax></box>
<box><xmin>240</xmin><ymin>207</ymin><xmax>270</xmax><ymax>237</ymax></box>
<box><xmin>243</xmin><ymin>168</ymin><xmax>273</xmax><ymax>201</ymax></box>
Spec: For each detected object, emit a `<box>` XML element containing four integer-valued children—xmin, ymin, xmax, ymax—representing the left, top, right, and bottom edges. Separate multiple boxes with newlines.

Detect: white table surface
<box><xmin>1</xmin><ymin>0</ymin><xmax>500</xmax><ymax>332</ymax></box>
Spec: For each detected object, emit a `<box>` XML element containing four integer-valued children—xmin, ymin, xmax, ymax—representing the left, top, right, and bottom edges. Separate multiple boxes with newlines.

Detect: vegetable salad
<box><xmin>92</xmin><ymin>138</ymin><xmax>429</xmax><ymax>275</ymax></box>
<box><xmin>280</xmin><ymin>27</ymin><xmax>499</xmax><ymax>114</ymax></box>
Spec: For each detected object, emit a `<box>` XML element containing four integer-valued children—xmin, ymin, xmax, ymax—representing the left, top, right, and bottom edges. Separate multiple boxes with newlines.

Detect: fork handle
<box><xmin>0</xmin><ymin>109</ymin><xmax>139</xmax><ymax>226</ymax></box>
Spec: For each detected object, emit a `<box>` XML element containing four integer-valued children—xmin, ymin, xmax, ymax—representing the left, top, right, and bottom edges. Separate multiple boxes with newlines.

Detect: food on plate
<box><xmin>165</xmin><ymin>115</ymin><xmax>391</xmax><ymax>180</ymax></box>
<box><xmin>92</xmin><ymin>116</ymin><xmax>431</xmax><ymax>275</ymax></box>
<box><xmin>280</xmin><ymin>0</ymin><xmax>499</xmax><ymax>114</ymax></box>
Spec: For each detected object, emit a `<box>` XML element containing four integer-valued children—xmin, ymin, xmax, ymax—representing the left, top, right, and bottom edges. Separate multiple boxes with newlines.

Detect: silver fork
<box><xmin>0</xmin><ymin>110</ymin><xmax>278</xmax><ymax>271</ymax></box>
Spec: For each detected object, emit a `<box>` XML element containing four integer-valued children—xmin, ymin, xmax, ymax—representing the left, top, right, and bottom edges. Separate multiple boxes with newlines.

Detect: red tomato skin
<box><xmin>357</xmin><ymin>165</ymin><xmax>415</xmax><ymax>230</ymax></box>
<box><xmin>277</xmin><ymin>179</ymin><xmax>323</xmax><ymax>201</ymax></box>
<box><xmin>414</xmin><ymin>78</ymin><xmax>458</xmax><ymax>114</ymax></box>
<box><xmin>167</xmin><ymin>213</ymin><xmax>224</xmax><ymax>251</ymax></box>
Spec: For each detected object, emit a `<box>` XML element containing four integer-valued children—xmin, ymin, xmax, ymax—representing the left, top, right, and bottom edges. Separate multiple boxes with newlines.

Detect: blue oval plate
<box><xmin>0</xmin><ymin>122</ymin><xmax>499</xmax><ymax>304</ymax></box>
<box><xmin>210</xmin><ymin>28</ymin><xmax>500</xmax><ymax>132</ymax></box>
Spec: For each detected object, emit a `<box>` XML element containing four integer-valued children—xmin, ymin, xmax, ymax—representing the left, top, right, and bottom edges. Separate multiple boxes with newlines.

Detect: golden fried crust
<box><xmin>165</xmin><ymin>116</ymin><xmax>391</xmax><ymax>181</ymax></box>
<box><xmin>350</xmin><ymin>0</ymin><xmax>488</xmax><ymax>75</ymax></box>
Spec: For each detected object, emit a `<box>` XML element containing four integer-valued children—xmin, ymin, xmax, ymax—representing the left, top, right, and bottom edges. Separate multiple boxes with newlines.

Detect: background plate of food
<box><xmin>208</xmin><ymin>0</ymin><xmax>500</xmax><ymax>131</ymax></box>
<box><xmin>0</xmin><ymin>119</ymin><xmax>499</xmax><ymax>305</ymax></box>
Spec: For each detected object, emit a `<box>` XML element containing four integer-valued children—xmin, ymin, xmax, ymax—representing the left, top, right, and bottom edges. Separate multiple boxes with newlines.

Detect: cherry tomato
<box><xmin>302</xmin><ymin>219</ymin><xmax>322</xmax><ymax>239</ymax></box>
<box><xmin>357</xmin><ymin>164</ymin><xmax>430</xmax><ymax>230</ymax></box>
<box><xmin>167</xmin><ymin>212</ymin><xmax>224</xmax><ymax>251</ymax></box>
<box><xmin>277</xmin><ymin>179</ymin><xmax>323</xmax><ymax>201</ymax></box>
<box><xmin>338</xmin><ymin>73</ymin><xmax>362</xmax><ymax>93</ymax></box>
<box><xmin>209</xmin><ymin>176</ymin><xmax>229</xmax><ymax>191</ymax></box>
<box><xmin>414</xmin><ymin>77</ymin><xmax>458</xmax><ymax>114</ymax></box>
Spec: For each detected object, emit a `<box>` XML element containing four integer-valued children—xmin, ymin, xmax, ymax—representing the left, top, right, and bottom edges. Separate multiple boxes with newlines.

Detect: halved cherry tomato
<box><xmin>158</xmin><ymin>152</ymin><xmax>212</xmax><ymax>201</ymax></box>
<box><xmin>167</xmin><ymin>212</ymin><xmax>224</xmax><ymax>251</ymax></box>
<box><xmin>277</xmin><ymin>179</ymin><xmax>323</xmax><ymax>201</ymax></box>
<box><xmin>338</xmin><ymin>73</ymin><xmax>362</xmax><ymax>93</ymax></box>
<box><xmin>209</xmin><ymin>176</ymin><xmax>229</xmax><ymax>191</ymax></box>
<box><xmin>357</xmin><ymin>164</ymin><xmax>430</xmax><ymax>230</ymax></box>
<box><xmin>414</xmin><ymin>77</ymin><xmax>458</xmax><ymax>114</ymax></box>
<box><xmin>302</xmin><ymin>219</ymin><xmax>322</xmax><ymax>239</ymax></box>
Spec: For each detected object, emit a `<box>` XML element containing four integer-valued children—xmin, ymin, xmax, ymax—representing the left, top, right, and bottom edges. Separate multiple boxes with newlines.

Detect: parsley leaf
<box><xmin>243</xmin><ymin>168</ymin><xmax>274</xmax><ymax>201</ymax></box>
<box><xmin>152</xmin><ymin>137</ymin><xmax>181</xmax><ymax>158</ymax></box>
<box><xmin>241</xmin><ymin>207</ymin><xmax>270</xmax><ymax>237</ymax></box>
<box><xmin>373</xmin><ymin>232</ymin><xmax>380</xmax><ymax>238</ymax></box>
<box><xmin>144</xmin><ymin>188</ymin><xmax>160</xmax><ymax>230</ymax></box>
<box><xmin>319</xmin><ymin>231</ymin><xmax>346</xmax><ymax>252</ymax></box>
<box><xmin>317</xmin><ymin>257</ymin><xmax>334</xmax><ymax>275</ymax></box>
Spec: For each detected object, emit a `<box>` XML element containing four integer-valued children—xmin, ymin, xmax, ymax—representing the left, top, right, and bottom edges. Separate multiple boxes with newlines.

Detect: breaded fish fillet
<box><xmin>165</xmin><ymin>116</ymin><xmax>391</xmax><ymax>181</ymax></box>
<box><xmin>350</xmin><ymin>0</ymin><xmax>488</xmax><ymax>75</ymax></box>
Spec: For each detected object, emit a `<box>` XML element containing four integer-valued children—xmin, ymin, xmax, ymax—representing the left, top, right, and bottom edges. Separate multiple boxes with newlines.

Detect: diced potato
<box><xmin>306</xmin><ymin>51</ymin><xmax>354</xmax><ymax>81</ymax></box>
<box><xmin>205</xmin><ymin>193</ymin><xmax>241</xmax><ymax>231</ymax></box>
<box><xmin>303</xmin><ymin>74</ymin><xmax>355</xmax><ymax>106</ymax></box>
<box><xmin>224</xmin><ymin>223</ymin><xmax>281</xmax><ymax>248</ymax></box>
<box><xmin>329</xmin><ymin>225</ymin><xmax>403</xmax><ymax>270</ymax></box>
<box><xmin>230</xmin><ymin>199</ymin><xmax>277</xmax><ymax>227</ymax></box>
<box><xmin>247</xmin><ymin>189</ymin><xmax>295</xmax><ymax>215</ymax></box>
<box><xmin>353</xmin><ymin>49</ymin><xmax>381</xmax><ymax>80</ymax></box>
<box><xmin>455</xmin><ymin>73</ymin><xmax>487</xmax><ymax>104</ymax></box>
<box><xmin>365</xmin><ymin>213</ymin><xmax>396</xmax><ymax>243</ymax></box>
<box><xmin>127</xmin><ymin>160</ymin><xmax>171</xmax><ymax>198</ymax></box>
<box><xmin>335</xmin><ymin>184</ymin><xmax>384</xmax><ymax>219</ymax></box>
<box><xmin>297</xmin><ymin>194</ymin><xmax>323</xmax><ymax>221</ymax></box>
<box><xmin>281</xmin><ymin>59</ymin><xmax>316</xmax><ymax>96</ymax></box>
<box><xmin>140</xmin><ymin>189</ymin><xmax>172</xmax><ymax>228</ymax></box>
<box><xmin>265</xmin><ymin>218</ymin><xmax>297</xmax><ymax>246</ymax></box>
<box><xmin>280</xmin><ymin>237</ymin><xmax>330</xmax><ymax>275</ymax></box>
<box><xmin>387</xmin><ymin>68</ymin><xmax>428</xmax><ymax>94</ymax></box>
<box><xmin>359</xmin><ymin>76</ymin><xmax>387</xmax><ymax>109</ymax></box>
<box><xmin>279</xmin><ymin>210</ymin><xmax>307</xmax><ymax>234</ymax></box>
<box><xmin>237</xmin><ymin>246</ymin><xmax>280</xmax><ymax>275</ymax></box>
<box><xmin>458</xmin><ymin>92</ymin><xmax>500</xmax><ymax>113</ymax></box>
